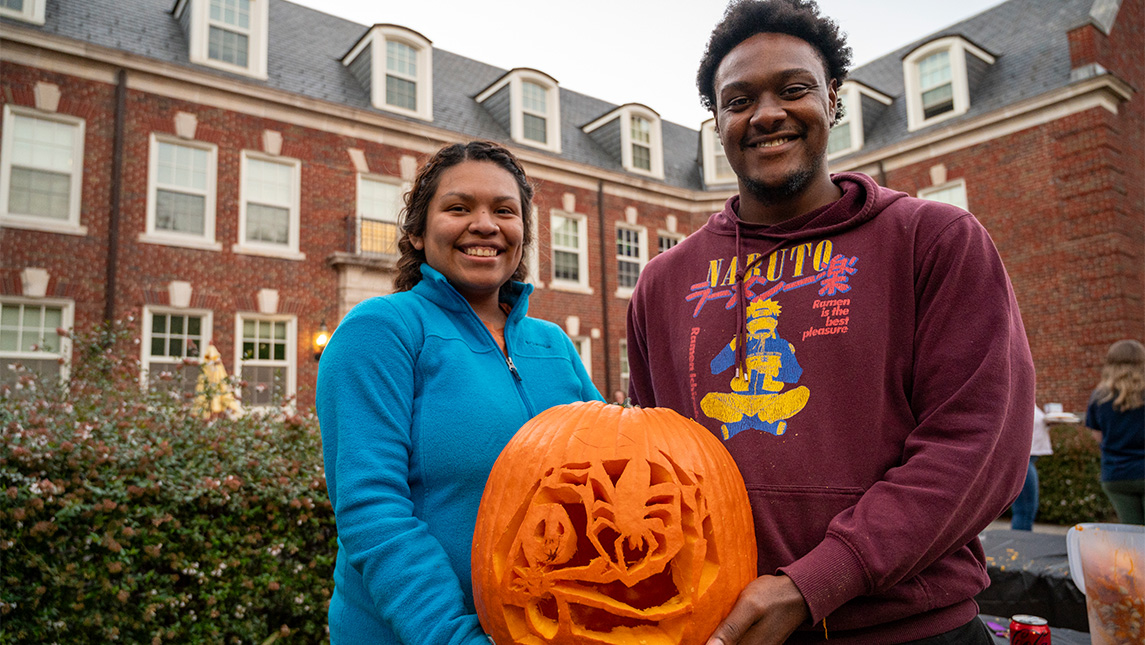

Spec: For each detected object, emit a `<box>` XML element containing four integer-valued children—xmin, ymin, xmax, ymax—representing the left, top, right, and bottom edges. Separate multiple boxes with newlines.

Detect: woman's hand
<box><xmin>705</xmin><ymin>574</ymin><xmax>811</xmax><ymax>645</ymax></box>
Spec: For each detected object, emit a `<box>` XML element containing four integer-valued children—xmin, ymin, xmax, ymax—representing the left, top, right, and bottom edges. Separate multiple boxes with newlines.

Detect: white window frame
<box><xmin>0</xmin><ymin>105</ymin><xmax>87</xmax><ymax>236</ymax></box>
<box><xmin>903</xmin><ymin>37</ymin><xmax>995</xmax><ymax>131</ymax></box>
<box><xmin>657</xmin><ymin>231</ymin><xmax>683</xmax><ymax>255</ymax></box>
<box><xmin>570</xmin><ymin>335</ymin><xmax>591</xmax><ymax>378</ymax></box>
<box><xmin>476</xmin><ymin>69</ymin><xmax>561</xmax><ymax>153</ymax></box>
<box><xmin>620</xmin><ymin>106</ymin><xmax>663</xmax><ymax>178</ymax></box>
<box><xmin>700</xmin><ymin>118</ymin><xmax>736</xmax><ymax>186</ymax></box>
<box><xmin>0</xmin><ymin>0</ymin><xmax>46</xmax><ymax>24</ymax></box>
<box><xmin>343</xmin><ymin>25</ymin><xmax>434</xmax><ymax>122</ymax></box>
<box><xmin>234</xmin><ymin>313</ymin><xmax>296</xmax><ymax>409</ymax></box>
<box><xmin>356</xmin><ymin>174</ymin><xmax>405</xmax><ymax>256</ymax></box>
<box><xmin>525</xmin><ymin>205</ymin><xmax>543</xmax><ymax>288</ymax></box>
<box><xmin>140</xmin><ymin>133</ymin><xmax>220</xmax><ymax>250</ymax></box>
<box><xmin>179</xmin><ymin>0</ymin><xmax>269</xmax><ymax>80</ymax></box>
<box><xmin>0</xmin><ymin>297</ymin><xmax>73</xmax><ymax>385</ymax></box>
<box><xmin>234</xmin><ymin>151</ymin><xmax>304</xmax><ymax>260</ymax></box>
<box><xmin>549</xmin><ymin>210</ymin><xmax>592</xmax><ymax>294</ymax></box>
<box><xmin>618</xmin><ymin>339</ymin><xmax>629</xmax><ymax>396</ymax></box>
<box><xmin>918</xmin><ymin>179</ymin><xmax>969</xmax><ymax>211</ymax></box>
<box><xmin>139</xmin><ymin>305</ymin><xmax>213</xmax><ymax>392</ymax></box>
<box><xmin>826</xmin><ymin>82</ymin><xmax>893</xmax><ymax>160</ymax></box>
<box><xmin>614</xmin><ymin>222</ymin><xmax>648</xmax><ymax>299</ymax></box>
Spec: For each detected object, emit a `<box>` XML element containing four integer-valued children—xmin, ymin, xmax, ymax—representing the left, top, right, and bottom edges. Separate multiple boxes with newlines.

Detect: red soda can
<box><xmin>1008</xmin><ymin>614</ymin><xmax>1051</xmax><ymax>644</ymax></box>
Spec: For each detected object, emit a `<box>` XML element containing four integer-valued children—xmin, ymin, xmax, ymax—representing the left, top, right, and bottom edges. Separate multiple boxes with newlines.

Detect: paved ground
<box><xmin>985</xmin><ymin>518</ymin><xmax>1073</xmax><ymax>535</ymax></box>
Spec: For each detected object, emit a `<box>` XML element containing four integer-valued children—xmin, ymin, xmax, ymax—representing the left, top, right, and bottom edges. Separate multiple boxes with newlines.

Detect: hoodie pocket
<box><xmin>745</xmin><ymin>484</ymin><xmax>865</xmax><ymax>574</ymax></box>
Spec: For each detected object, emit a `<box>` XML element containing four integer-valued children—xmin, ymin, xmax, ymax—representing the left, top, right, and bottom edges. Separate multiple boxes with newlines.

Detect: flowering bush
<box><xmin>1</xmin><ymin>323</ymin><xmax>335</xmax><ymax>644</ymax></box>
<box><xmin>1035</xmin><ymin>422</ymin><xmax>1118</xmax><ymax>525</ymax></box>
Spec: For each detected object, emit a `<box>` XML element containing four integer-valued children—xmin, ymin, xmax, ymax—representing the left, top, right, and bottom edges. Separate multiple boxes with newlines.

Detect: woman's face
<box><xmin>410</xmin><ymin>160</ymin><xmax>525</xmax><ymax>308</ymax></box>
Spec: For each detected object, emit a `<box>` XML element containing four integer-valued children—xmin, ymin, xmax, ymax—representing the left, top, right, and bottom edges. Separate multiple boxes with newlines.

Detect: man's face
<box><xmin>712</xmin><ymin>33</ymin><xmax>837</xmax><ymax>203</ymax></box>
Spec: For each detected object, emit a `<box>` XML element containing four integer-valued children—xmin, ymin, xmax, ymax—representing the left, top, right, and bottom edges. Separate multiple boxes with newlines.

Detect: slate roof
<box><xmin>2</xmin><ymin>0</ymin><xmax>705</xmax><ymax>189</ymax></box>
<box><xmin>2</xmin><ymin>0</ymin><xmax>1105</xmax><ymax>185</ymax></box>
<box><xmin>840</xmin><ymin>0</ymin><xmax>1096</xmax><ymax>157</ymax></box>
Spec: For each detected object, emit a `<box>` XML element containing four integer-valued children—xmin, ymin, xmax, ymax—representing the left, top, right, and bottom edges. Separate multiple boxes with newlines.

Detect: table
<box><xmin>975</xmin><ymin>529</ymin><xmax>1088</xmax><ymax>632</ymax></box>
<box><xmin>981</xmin><ymin>614</ymin><xmax>1091</xmax><ymax>644</ymax></box>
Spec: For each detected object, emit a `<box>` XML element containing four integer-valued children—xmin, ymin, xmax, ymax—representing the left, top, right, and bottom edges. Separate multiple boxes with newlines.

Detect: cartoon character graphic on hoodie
<box><xmin>701</xmin><ymin>297</ymin><xmax>809</xmax><ymax>439</ymax></box>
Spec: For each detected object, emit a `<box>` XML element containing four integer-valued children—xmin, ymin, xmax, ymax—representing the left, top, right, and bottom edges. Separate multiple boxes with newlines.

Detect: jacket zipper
<box><xmin>503</xmin><ymin>340</ymin><xmax>535</xmax><ymax>418</ymax></box>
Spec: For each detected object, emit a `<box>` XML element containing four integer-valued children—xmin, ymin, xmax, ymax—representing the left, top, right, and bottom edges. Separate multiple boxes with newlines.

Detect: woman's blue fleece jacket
<box><xmin>316</xmin><ymin>264</ymin><xmax>602</xmax><ymax>644</ymax></box>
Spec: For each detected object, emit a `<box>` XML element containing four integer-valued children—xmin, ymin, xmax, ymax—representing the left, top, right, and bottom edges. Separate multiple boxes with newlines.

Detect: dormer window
<box><xmin>343</xmin><ymin>25</ymin><xmax>434</xmax><ymax>122</ymax></box>
<box><xmin>583</xmin><ymin>104</ymin><xmax>663</xmax><ymax>179</ymax></box>
<box><xmin>476</xmin><ymin>69</ymin><xmax>561</xmax><ymax>153</ymax></box>
<box><xmin>827</xmin><ymin>81</ymin><xmax>892</xmax><ymax>159</ymax></box>
<box><xmin>521</xmin><ymin>81</ymin><xmax>549</xmax><ymax>144</ymax></box>
<box><xmin>0</xmin><ymin>0</ymin><xmax>46</xmax><ymax>24</ymax></box>
<box><xmin>385</xmin><ymin>41</ymin><xmax>418</xmax><ymax>111</ymax></box>
<box><xmin>903</xmin><ymin>36</ymin><xmax>996</xmax><ymax>131</ymax></box>
<box><xmin>700</xmin><ymin>118</ymin><xmax>736</xmax><ymax>187</ymax></box>
<box><xmin>175</xmin><ymin>0</ymin><xmax>269</xmax><ymax>79</ymax></box>
<box><xmin>919</xmin><ymin>51</ymin><xmax>954</xmax><ymax>119</ymax></box>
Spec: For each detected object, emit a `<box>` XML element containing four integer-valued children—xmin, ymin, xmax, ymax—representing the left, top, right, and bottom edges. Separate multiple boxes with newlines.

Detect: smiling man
<box><xmin>625</xmin><ymin>1</ymin><xmax>1036</xmax><ymax>643</ymax></box>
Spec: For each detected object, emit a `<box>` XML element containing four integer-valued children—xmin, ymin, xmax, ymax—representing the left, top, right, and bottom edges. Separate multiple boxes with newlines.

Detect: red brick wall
<box><xmin>1</xmin><ymin>65</ymin><xmax>116</xmax><ymax>336</ymax></box>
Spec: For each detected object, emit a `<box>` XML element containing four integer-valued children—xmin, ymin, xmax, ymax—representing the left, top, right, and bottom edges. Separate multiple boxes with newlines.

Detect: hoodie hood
<box><xmin>704</xmin><ymin>172</ymin><xmax>907</xmax><ymax>243</ymax></box>
<box><xmin>708</xmin><ymin>172</ymin><xmax>909</xmax><ymax>382</ymax></box>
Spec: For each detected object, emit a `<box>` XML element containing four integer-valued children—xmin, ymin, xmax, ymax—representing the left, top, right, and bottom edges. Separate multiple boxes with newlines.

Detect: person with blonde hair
<box><xmin>1085</xmin><ymin>339</ymin><xmax>1145</xmax><ymax>524</ymax></box>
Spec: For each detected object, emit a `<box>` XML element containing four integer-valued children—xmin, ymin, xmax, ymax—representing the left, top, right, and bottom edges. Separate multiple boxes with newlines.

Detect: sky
<box><xmin>290</xmin><ymin>0</ymin><xmax>1008</xmax><ymax>128</ymax></box>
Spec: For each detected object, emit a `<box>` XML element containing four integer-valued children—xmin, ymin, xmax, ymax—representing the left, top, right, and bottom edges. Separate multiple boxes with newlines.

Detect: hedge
<box><xmin>1034</xmin><ymin>423</ymin><xmax>1118</xmax><ymax>525</ymax></box>
<box><xmin>1</xmin><ymin>323</ymin><xmax>335</xmax><ymax>644</ymax></box>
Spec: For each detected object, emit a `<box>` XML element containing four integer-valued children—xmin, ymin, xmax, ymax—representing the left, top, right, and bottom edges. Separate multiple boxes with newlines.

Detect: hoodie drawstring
<box><xmin>733</xmin><ymin>220</ymin><xmax>785</xmax><ymax>383</ymax></box>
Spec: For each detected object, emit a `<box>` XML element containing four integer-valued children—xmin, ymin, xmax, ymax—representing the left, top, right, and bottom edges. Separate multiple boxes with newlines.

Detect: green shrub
<box><xmin>1</xmin><ymin>322</ymin><xmax>335</xmax><ymax>644</ymax></box>
<box><xmin>1035</xmin><ymin>423</ymin><xmax>1118</xmax><ymax>525</ymax></box>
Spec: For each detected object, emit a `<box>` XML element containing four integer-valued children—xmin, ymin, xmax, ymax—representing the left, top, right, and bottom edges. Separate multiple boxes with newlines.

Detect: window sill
<box><xmin>549</xmin><ymin>282</ymin><xmax>594</xmax><ymax>296</ymax></box>
<box><xmin>1</xmin><ymin>217</ymin><xmax>87</xmax><ymax>236</ymax></box>
<box><xmin>138</xmin><ymin>233</ymin><xmax>223</xmax><ymax>251</ymax></box>
<box><xmin>232</xmin><ymin>244</ymin><xmax>306</xmax><ymax>261</ymax></box>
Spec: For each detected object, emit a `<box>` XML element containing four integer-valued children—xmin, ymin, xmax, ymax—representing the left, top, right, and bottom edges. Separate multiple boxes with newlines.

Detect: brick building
<box><xmin>1</xmin><ymin>0</ymin><xmax>1141</xmax><ymax>413</ymax></box>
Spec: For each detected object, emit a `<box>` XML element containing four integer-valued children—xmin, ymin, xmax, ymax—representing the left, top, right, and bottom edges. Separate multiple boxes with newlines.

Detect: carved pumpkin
<box><xmin>472</xmin><ymin>401</ymin><xmax>757</xmax><ymax>644</ymax></box>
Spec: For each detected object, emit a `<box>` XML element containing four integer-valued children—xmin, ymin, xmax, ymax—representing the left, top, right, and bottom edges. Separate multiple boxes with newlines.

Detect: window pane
<box><xmin>618</xmin><ymin>259</ymin><xmax>640</xmax><ymax>288</ymax></box>
<box><xmin>360</xmin><ymin>219</ymin><xmax>398</xmax><ymax>255</ymax></box>
<box><xmin>632</xmin><ymin>144</ymin><xmax>652</xmax><ymax>171</ymax></box>
<box><xmin>385</xmin><ymin>75</ymin><xmax>417</xmax><ymax>111</ymax></box>
<box><xmin>208</xmin><ymin>26</ymin><xmax>249</xmax><ymax>67</ymax></box>
<box><xmin>616</xmin><ymin>228</ymin><xmax>640</xmax><ymax>258</ymax></box>
<box><xmin>386</xmin><ymin>41</ymin><xmax>417</xmax><ymax>77</ymax></box>
<box><xmin>170</xmin><ymin>316</ymin><xmax>184</xmax><ymax>335</ymax></box>
<box><xmin>522</xmin><ymin>113</ymin><xmax>547</xmax><ymax>144</ymax></box>
<box><xmin>359</xmin><ymin>178</ymin><xmax>403</xmax><ymax>222</ymax></box>
<box><xmin>8</xmin><ymin>168</ymin><xmax>70</xmax><ymax>220</ymax></box>
<box><xmin>827</xmin><ymin>122</ymin><xmax>852</xmax><ymax>155</ymax></box>
<box><xmin>273</xmin><ymin>342</ymin><xmax>285</xmax><ymax>361</ymax></box>
<box><xmin>12</xmin><ymin>115</ymin><xmax>76</xmax><ymax>172</ymax></box>
<box><xmin>0</xmin><ymin>0</ymin><xmax>26</xmax><ymax>12</ymax></box>
<box><xmin>246</xmin><ymin>203</ymin><xmax>289</xmax><ymax>244</ymax></box>
<box><xmin>553</xmin><ymin>217</ymin><xmax>579</xmax><ymax>248</ymax></box>
<box><xmin>630</xmin><ymin>116</ymin><xmax>651</xmax><ymax>144</ymax></box>
<box><xmin>919</xmin><ymin>51</ymin><xmax>952</xmax><ymax>90</ymax></box>
<box><xmin>273</xmin><ymin>321</ymin><xmax>286</xmax><ymax>340</ymax></box>
<box><xmin>553</xmin><ymin>250</ymin><xmax>579</xmax><ymax>281</ymax></box>
<box><xmin>246</xmin><ymin>158</ymin><xmax>292</xmax><ymax>206</ymax></box>
<box><xmin>155</xmin><ymin>190</ymin><xmax>206</xmax><ymax>234</ymax></box>
<box><xmin>522</xmin><ymin>81</ymin><xmax>547</xmax><ymax>113</ymax></box>
<box><xmin>157</xmin><ymin>142</ymin><xmax>208</xmax><ymax>191</ymax></box>
<box><xmin>922</xmin><ymin>84</ymin><xmax>954</xmax><ymax>119</ymax></box>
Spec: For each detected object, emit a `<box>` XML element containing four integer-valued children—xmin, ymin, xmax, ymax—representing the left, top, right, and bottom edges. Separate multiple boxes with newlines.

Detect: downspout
<box><xmin>104</xmin><ymin>69</ymin><xmax>127</xmax><ymax>325</ymax></box>
<box><xmin>596</xmin><ymin>179</ymin><xmax>612</xmax><ymax>396</ymax></box>
<box><xmin>877</xmin><ymin>160</ymin><xmax>888</xmax><ymax>187</ymax></box>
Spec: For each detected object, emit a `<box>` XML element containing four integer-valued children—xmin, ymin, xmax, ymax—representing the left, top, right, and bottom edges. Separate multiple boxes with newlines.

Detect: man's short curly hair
<box><xmin>697</xmin><ymin>0</ymin><xmax>852</xmax><ymax>123</ymax></box>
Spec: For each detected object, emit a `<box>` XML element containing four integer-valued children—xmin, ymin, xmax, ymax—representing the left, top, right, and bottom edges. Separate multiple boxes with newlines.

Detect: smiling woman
<box><xmin>315</xmin><ymin>141</ymin><xmax>603</xmax><ymax>645</ymax></box>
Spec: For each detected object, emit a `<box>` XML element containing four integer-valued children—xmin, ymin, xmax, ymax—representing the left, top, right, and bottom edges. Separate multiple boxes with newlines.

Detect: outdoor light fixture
<box><xmin>313</xmin><ymin>320</ymin><xmax>329</xmax><ymax>361</ymax></box>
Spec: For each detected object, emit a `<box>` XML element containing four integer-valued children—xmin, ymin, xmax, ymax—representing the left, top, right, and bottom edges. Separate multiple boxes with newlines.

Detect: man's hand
<box><xmin>705</xmin><ymin>574</ymin><xmax>811</xmax><ymax>645</ymax></box>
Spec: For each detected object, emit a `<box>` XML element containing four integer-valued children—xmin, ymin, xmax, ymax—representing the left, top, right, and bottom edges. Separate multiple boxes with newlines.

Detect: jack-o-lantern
<box><xmin>472</xmin><ymin>401</ymin><xmax>757</xmax><ymax>644</ymax></box>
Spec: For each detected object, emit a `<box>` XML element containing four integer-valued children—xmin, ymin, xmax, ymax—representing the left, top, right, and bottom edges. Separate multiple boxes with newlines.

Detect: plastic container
<box><xmin>1065</xmin><ymin>522</ymin><xmax>1144</xmax><ymax>644</ymax></box>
